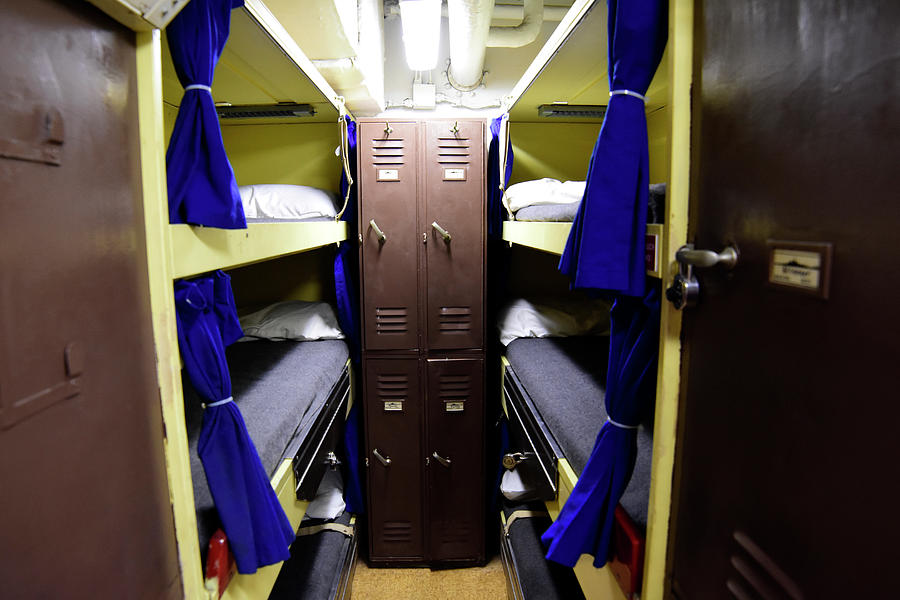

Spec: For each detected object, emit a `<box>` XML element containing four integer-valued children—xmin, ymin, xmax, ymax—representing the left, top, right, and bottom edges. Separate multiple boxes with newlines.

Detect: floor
<box><xmin>350</xmin><ymin>556</ymin><xmax>508</xmax><ymax>600</ymax></box>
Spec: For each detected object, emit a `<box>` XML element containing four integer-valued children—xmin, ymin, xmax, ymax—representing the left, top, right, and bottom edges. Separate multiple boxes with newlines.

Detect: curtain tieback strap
<box><xmin>606</xmin><ymin>416</ymin><xmax>639</xmax><ymax>430</ymax></box>
<box><xmin>609</xmin><ymin>89</ymin><xmax>647</xmax><ymax>103</ymax></box>
<box><xmin>203</xmin><ymin>397</ymin><xmax>233</xmax><ymax>409</ymax></box>
<box><xmin>296</xmin><ymin>522</ymin><xmax>354</xmax><ymax>538</ymax></box>
<box><xmin>504</xmin><ymin>510</ymin><xmax>549</xmax><ymax>537</ymax></box>
<box><xmin>184</xmin><ymin>84</ymin><xmax>212</xmax><ymax>93</ymax></box>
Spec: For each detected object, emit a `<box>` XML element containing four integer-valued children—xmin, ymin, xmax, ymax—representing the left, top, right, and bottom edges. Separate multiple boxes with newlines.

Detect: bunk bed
<box><xmin>146</xmin><ymin>1</ymin><xmax>360</xmax><ymax>598</ymax></box>
<box><xmin>493</xmin><ymin>1</ymin><xmax>671</xmax><ymax>598</ymax></box>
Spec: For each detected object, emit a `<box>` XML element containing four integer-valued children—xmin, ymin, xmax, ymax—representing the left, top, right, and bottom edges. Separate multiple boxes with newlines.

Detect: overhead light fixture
<box><xmin>399</xmin><ymin>0</ymin><xmax>442</xmax><ymax>71</ymax></box>
<box><xmin>215</xmin><ymin>103</ymin><xmax>316</xmax><ymax>120</ymax></box>
<box><xmin>537</xmin><ymin>104</ymin><xmax>608</xmax><ymax>119</ymax></box>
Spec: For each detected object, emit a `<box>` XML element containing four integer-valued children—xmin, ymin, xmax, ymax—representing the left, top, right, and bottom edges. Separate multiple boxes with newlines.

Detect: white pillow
<box><xmin>503</xmin><ymin>178</ymin><xmax>562</xmax><ymax>212</ymax></box>
<box><xmin>497</xmin><ymin>297</ymin><xmax>611</xmax><ymax>346</ymax></box>
<box><xmin>557</xmin><ymin>180</ymin><xmax>586</xmax><ymax>203</ymax></box>
<box><xmin>238</xmin><ymin>301</ymin><xmax>344</xmax><ymax>342</ymax></box>
<box><xmin>302</xmin><ymin>470</ymin><xmax>346</xmax><ymax>521</ymax></box>
<box><xmin>238</xmin><ymin>184</ymin><xmax>338</xmax><ymax>220</ymax></box>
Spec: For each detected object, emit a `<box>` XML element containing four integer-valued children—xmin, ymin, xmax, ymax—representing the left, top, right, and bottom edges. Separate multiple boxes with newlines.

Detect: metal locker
<box><xmin>423</xmin><ymin>120</ymin><xmax>485</xmax><ymax>351</ymax></box>
<box><xmin>358</xmin><ymin>120</ymin><xmax>421</xmax><ymax>351</ymax></box>
<box><xmin>364</xmin><ymin>358</ymin><xmax>424</xmax><ymax>561</ymax></box>
<box><xmin>425</xmin><ymin>358</ymin><xmax>485</xmax><ymax>563</ymax></box>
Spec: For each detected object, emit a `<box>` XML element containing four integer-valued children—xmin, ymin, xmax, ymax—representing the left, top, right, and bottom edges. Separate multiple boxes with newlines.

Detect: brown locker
<box><xmin>364</xmin><ymin>358</ymin><xmax>424</xmax><ymax>561</ymax></box>
<box><xmin>425</xmin><ymin>358</ymin><xmax>485</xmax><ymax>563</ymax></box>
<box><xmin>359</xmin><ymin>119</ymin><xmax>485</xmax><ymax>566</ymax></box>
<box><xmin>359</xmin><ymin>121</ymin><xmax>420</xmax><ymax>351</ymax></box>
<box><xmin>423</xmin><ymin>121</ymin><xmax>485</xmax><ymax>351</ymax></box>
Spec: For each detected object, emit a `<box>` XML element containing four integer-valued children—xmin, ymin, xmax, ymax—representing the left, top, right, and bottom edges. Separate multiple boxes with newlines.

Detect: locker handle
<box><xmin>431</xmin><ymin>221</ymin><xmax>451</xmax><ymax>243</ymax></box>
<box><xmin>369</xmin><ymin>219</ymin><xmax>387</xmax><ymax>244</ymax></box>
<box><xmin>372</xmin><ymin>448</ymin><xmax>392</xmax><ymax>467</ymax></box>
<box><xmin>432</xmin><ymin>451</ymin><xmax>452</xmax><ymax>468</ymax></box>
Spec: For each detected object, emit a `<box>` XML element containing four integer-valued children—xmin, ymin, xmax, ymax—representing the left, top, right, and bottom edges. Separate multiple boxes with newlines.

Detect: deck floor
<box><xmin>350</xmin><ymin>556</ymin><xmax>507</xmax><ymax>600</ymax></box>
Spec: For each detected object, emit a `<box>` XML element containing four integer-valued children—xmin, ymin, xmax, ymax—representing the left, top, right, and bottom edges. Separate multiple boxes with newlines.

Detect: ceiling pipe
<box><xmin>446</xmin><ymin>0</ymin><xmax>495</xmax><ymax>91</ymax></box>
<box><xmin>487</xmin><ymin>0</ymin><xmax>544</xmax><ymax>48</ymax></box>
<box><xmin>386</xmin><ymin>2</ymin><xmax>566</xmax><ymax>23</ymax></box>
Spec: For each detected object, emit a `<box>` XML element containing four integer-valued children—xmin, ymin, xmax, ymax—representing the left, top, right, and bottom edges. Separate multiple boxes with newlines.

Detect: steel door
<box><xmin>365</xmin><ymin>358</ymin><xmax>424</xmax><ymax>561</ymax></box>
<box><xmin>0</xmin><ymin>1</ymin><xmax>179</xmax><ymax>597</ymax></box>
<box><xmin>425</xmin><ymin>358</ymin><xmax>485</xmax><ymax>563</ymax></box>
<box><xmin>359</xmin><ymin>120</ymin><xmax>421</xmax><ymax>351</ymax></box>
<box><xmin>668</xmin><ymin>2</ymin><xmax>900</xmax><ymax>598</ymax></box>
<box><xmin>423</xmin><ymin>120</ymin><xmax>485</xmax><ymax>350</ymax></box>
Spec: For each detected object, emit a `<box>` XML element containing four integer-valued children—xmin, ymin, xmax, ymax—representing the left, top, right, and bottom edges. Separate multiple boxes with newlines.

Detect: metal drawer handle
<box><xmin>369</xmin><ymin>219</ymin><xmax>387</xmax><ymax>244</ymax></box>
<box><xmin>432</xmin><ymin>451</ymin><xmax>452</xmax><ymax>468</ymax></box>
<box><xmin>502</xmin><ymin>452</ymin><xmax>532</xmax><ymax>470</ymax></box>
<box><xmin>431</xmin><ymin>221</ymin><xmax>451</xmax><ymax>243</ymax></box>
<box><xmin>372</xmin><ymin>448</ymin><xmax>392</xmax><ymax>467</ymax></box>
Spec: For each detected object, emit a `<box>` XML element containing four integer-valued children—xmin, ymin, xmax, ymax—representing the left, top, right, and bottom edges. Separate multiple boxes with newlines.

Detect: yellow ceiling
<box><xmin>509</xmin><ymin>2</ymin><xmax>669</xmax><ymax>123</ymax></box>
<box><xmin>161</xmin><ymin>8</ymin><xmax>340</xmax><ymax>124</ymax></box>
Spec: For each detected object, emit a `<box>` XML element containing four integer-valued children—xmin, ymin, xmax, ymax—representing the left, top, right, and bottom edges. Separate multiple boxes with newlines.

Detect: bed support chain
<box><xmin>504</xmin><ymin>509</ymin><xmax>549</xmax><ymax>537</ymax></box>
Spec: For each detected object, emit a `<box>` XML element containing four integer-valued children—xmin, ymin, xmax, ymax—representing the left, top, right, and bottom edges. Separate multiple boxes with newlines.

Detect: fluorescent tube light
<box><xmin>216</xmin><ymin>103</ymin><xmax>316</xmax><ymax>120</ymax></box>
<box><xmin>399</xmin><ymin>0</ymin><xmax>442</xmax><ymax>71</ymax></box>
<box><xmin>537</xmin><ymin>104</ymin><xmax>608</xmax><ymax>119</ymax></box>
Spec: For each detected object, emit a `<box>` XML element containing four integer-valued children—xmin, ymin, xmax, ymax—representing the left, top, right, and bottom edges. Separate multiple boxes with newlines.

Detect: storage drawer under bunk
<box><xmin>502</xmin><ymin>366</ymin><xmax>563</xmax><ymax>500</ymax></box>
<box><xmin>294</xmin><ymin>367</ymin><xmax>351</xmax><ymax>500</ymax></box>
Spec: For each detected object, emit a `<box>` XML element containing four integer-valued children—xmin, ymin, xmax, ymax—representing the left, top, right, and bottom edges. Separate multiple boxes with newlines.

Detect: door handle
<box><xmin>372</xmin><ymin>448</ymin><xmax>392</xmax><ymax>466</ymax></box>
<box><xmin>369</xmin><ymin>219</ymin><xmax>387</xmax><ymax>244</ymax></box>
<box><xmin>432</xmin><ymin>451</ymin><xmax>452</xmax><ymax>467</ymax></box>
<box><xmin>431</xmin><ymin>221</ymin><xmax>451</xmax><ymax>243</ymax></box>
<box><xmin>667</xmin><ymin>244</ymin><xmax>739</xmax><ymax>310</ymax></box>
<box><xmin>676</xmin><ymin>245</ymin><xmax>738</xmax><ymax>269</ymax></box>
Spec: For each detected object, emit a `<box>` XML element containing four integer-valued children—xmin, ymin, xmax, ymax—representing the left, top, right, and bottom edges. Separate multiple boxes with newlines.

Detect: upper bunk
<box><xmin>161</xmin><ymin>0</ymin><xmax>351</xmax><ymax>280</ymax></box>
<box><xmin>498</xmin><ymin>0</ymin><xmax>668</xmax><ymax>279</ymax></box>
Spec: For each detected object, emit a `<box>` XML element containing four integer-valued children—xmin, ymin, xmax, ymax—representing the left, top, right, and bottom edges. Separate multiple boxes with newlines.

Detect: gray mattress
<box><xmin>514</xmin><ymin>202</ymin><xmax>579</xmax><ymax>222</ymax></box>
<box><xmin>245</xmin><ymin>215</ymin><xmax>335</xmax><ymax>224</ymax></box>
<box><xmin>183</xmin><ymin>339</ymin><xmax>349</xmax><ymax>554</ymax></box>
<box><xmin>505</xmin><ymin>336</ymin><xmax>653</xmax><ymax>530</ymax></box>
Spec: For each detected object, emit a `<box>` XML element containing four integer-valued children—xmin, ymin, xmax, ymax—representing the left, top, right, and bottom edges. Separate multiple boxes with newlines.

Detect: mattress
<box><xmin>514</xmin><ymin>203</ymin><xmax>579</xmax><ymax>222</ymax></box>
<box><xmin>505</xmin><ymin>337</ymin><xmax>653</xmax><ymax>530</ymax></box>
<box><xmin>183</xmin><ymin>339</ymin><xmax>349</xmax><ymax>554</ymax></box>
<box><xmin>245</xmin><ymin>215</ymin><xmax>336</xmax><ymax>224</ymax></box>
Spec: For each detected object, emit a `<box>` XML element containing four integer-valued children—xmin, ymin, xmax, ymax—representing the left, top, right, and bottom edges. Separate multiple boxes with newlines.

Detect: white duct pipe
<box><xmin>387</xmin><ymin>3</ymin><xmax>566</xmax><ymax>23</ymax></box>
<box><xmin>446</xmin><ymin>0</ymin><xmax>495</xmax><ymax>91</ymax></box>
<box><xmin>487</xmin><ymin>0</ymin><xmax>544</xmax><ymax>48</ymax></box>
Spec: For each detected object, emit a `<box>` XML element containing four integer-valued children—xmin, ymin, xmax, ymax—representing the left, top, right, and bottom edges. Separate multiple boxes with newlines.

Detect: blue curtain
<box><xmin>166</xmin><ymin>0</ymin><xmax>247</xmax><ymax>229</ymax></box>
<box><xmin>542</xmin><ymin>284</ymin><xmax>661</xmax><ymax>567</ymax></box>
<box><xmin>333</xmin><ymin>116</ymin><xmax>365</xmax><ymax>514</ymax></box>
<box><xmin>558</xmin><ymin>0</ymin><xmax>668</xmax><ymax>297</ymax></box>
<box><xmin>487</xmin><ymin>115</ymin><xmax>514</xmax><ymax>239</ymax></box>
<box><xmin>175</xmin><ymin>272</ymin><xmax>293</xmax><ymax>573</ymax></box>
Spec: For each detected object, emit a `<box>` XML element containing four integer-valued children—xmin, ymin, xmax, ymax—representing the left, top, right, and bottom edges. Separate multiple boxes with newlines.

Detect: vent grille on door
<box><xmin>436</xmin><ymin>136</ymin><xmax>471</xmax><ymax>165</ymax></box>
<box><xmin>438</xmin><ymin>374</ymin><xmax>470</xmax><ymax>401</ymax></box>
<box><xmin>727</xmin><ymin>531</ymin><xmax>804</xmax><ymax>600</ymax></box>
<box><xmin>376</xmin><ymin>307</ymin><xmax>409</xmax><ymax>335</ymax></box>
<box><xmin>376</xmin><ymin>373</ymin><xmax>409</xmax><ymax>401</ymax></box>
<box><xmin>371</xmin><ymin>138</ymin><xmax>406</xmax><ymax>166</ymax></box>
<box><xmin>382</xmin><ymin>521</ymin><xmax>413</xmax><ymax>544</ymax></box>
<box><xmin>438</xmin><ymin>307</ymin><xmax>472</xmax><ymax>333</ymax></box>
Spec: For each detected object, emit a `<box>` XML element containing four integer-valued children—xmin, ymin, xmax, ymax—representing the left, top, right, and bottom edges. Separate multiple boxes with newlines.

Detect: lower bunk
<box><xmin>182</xmin><ymin>337</ymin><xmax>353</xmax><ymax>597</ymax></box>
<box><xmin>500</xmin><ymin>336</ymin><xmax>653</xmax><ymax>600</ymax></box>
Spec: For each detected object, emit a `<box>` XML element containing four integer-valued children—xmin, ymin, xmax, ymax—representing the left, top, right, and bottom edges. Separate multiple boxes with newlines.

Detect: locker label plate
<box><xmin>443</xmin><ymin>168</ymin><xmax>467</xmax><ymax>181</ymax></box>
<box><xmin>445</xmin><ymin>401</ymin><xmax>465</xmax><ymax>412</ymax></box>
<box><xmin>377</xmin><ymin>169</ymin><xmax>400</xmax><ymax>181</ymax></box>
<box><xmin>383</xmin><ymin>401</ymin><xmax>404</xmax><ymax>411</ymax></box>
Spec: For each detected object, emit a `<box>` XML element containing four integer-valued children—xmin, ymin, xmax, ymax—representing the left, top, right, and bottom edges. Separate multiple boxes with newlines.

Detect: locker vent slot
<box><xmin>436</xmin><ymin>137</ymin><xmax>471</xmax><ymax>165</ymax></box>
<box><xmin>371</xmin><ymin>139</ymin><xmax>406</xmax><ymax>166</ymax></box>
<box><xmin>382</xmin><ymin>521</ymin><xmax>413</xmax><ymax>543</ymax></box>
<box><xmin>438</xmin><ymin>520</ymin><xmax>471</xmax><ymax>545</ymax></box>
<box><xmin>376</xmin><ymin>307</ymin><xmax>409</xmax><ymax>335</ymax></box>
<box><xmin>727</xmin><ymin>531</ymin><xmax>804</xmax><ymax>600</ymax></box>
<box><xmin>438</xmin><ymin>307</ymin><xmax>472</xmax><ymax>333</ymax></box>
<box><xmin>439</xmin><ymin>374</ymin><xmax>470</xmax><ymax>401</ymax></box>
<box><xmin>376</xmin><ymin>373</ymin><xmax>409</xmax><ymax>401</ymax></box>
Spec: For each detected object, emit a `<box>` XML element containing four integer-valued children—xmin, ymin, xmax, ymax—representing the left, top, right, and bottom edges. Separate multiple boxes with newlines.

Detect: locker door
<box><xmin>365</xmin><ymin>358</ymin><xmax>424</xmax><ymax>560</ymax></box>
<box><xmin>359</xmin><ymin>121</ymin><xmax>420</xmax><ymax>351</ymax></box>
<box><xmin>423</xmin><ymin>120</ymin><xmax>485</xmax><ymax>350</ymax></box>
<box><xmin>426</xmin><ymin>358</ymin><xmax>484</xmax><ymax>562</ymax></box>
